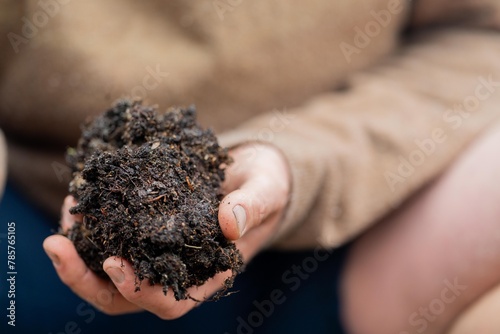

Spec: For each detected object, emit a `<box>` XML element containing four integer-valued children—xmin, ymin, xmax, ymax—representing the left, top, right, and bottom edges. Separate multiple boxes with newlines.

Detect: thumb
<box><xmin>218</xmin><ymin>145</ymin><xmax>290</xmax><ymax>241</ymax></box>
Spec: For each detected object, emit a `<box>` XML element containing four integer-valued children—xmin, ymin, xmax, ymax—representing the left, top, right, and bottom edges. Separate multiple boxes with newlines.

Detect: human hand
<box><xmin>43</xmin><ymin>144</ymin><xmax>290</xmax><ymax>319</ymax></box>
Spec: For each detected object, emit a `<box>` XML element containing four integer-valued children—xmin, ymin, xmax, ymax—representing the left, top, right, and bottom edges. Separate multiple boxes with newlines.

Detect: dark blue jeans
<box><xmin>0</xmin><ymin>182</ymin><xmax>347</xmax><ymax>334</ymax></box>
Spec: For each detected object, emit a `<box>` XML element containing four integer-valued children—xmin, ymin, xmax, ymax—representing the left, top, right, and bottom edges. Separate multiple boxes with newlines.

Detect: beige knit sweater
<box><xmin>0</xmin><ymin>0</ymin><xmax>499</xmax><ymax>249</ymax></box>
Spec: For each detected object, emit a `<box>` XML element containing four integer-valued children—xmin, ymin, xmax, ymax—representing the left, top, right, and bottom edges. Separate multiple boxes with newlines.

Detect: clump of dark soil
<box><xmin>65</xmin><ymin>100</ymin><xmax>242</xmax><ymax>301</ymax></box>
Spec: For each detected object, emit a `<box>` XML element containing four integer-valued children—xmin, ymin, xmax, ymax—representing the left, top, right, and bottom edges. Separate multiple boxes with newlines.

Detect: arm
<box><xmin>220</xmin><ymin>26</ymin><xmax>500</xmax><ymax>250</ymax></box>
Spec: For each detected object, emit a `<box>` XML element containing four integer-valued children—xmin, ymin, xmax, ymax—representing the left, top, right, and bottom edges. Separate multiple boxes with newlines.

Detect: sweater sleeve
<box><xmin>219</xmin><ymin>27</ymin><xmax>500</xmax><ymax>249</ymax></box>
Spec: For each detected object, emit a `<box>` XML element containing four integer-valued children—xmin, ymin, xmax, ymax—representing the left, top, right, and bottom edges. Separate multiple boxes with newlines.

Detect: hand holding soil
<box><xmin>43</xmin><ymin>102</ymin><xmax>290</xmax><ymax>319</ymax></box>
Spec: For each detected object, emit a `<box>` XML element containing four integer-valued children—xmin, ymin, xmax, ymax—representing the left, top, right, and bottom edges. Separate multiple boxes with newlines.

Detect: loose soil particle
<box><xmin>65</xmin><ymin>100</ymin><xmax>243</xmax><ymax>301</ymax></box>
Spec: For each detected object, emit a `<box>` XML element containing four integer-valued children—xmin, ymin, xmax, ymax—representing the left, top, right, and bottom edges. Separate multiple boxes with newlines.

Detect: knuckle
<box><xmin>254</xmin><ymin>197</ymin><xmax>271</xmax><ymax>221</ymax></box>
<box><xmin>59</xmin><ymin>272</ymin><xmax>79</xmax><ymax>287</ymax></box>
<box><xmin>91</xmin><ymin>290</ymin><xmax>125</xmax><ymax>315</ymax></box>
<box><xmin>59</xmin><ymin>267</ymin><xmax>90</xmax><ymax>294</ymax></box>
<box><xmin>61</xmin><ymin>260</ymin><xmax>90</xmax><ymax>282</ymax></box>
<box><xmin>120</xmin><ymin>286</ymin><xmax>141</xmax><ymax>302</ymax></box>
<box><xmin>119</xmin><ymin>286</ymin><xmax>152</xmax><ymax>307</ymax></box>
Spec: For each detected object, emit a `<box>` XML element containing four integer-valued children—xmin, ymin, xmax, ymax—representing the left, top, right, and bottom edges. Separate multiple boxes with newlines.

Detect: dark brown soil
<box><xmin>65</xmin><ymin>100</ymin><xmax>242</xmax><ymax>301</ymax></box>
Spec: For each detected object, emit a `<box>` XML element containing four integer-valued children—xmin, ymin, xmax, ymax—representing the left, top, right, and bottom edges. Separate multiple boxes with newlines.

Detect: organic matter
<box><xmin>65</xmin><ymin>100</ymin><xmax>242</xmax><ymax>301</ymax></box>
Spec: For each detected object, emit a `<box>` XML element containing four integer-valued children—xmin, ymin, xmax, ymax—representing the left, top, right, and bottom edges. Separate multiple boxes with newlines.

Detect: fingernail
<box><xmin>47</xmin><ymin>252</ymin><xmax>60</xmax><ymax>267</ymax></box>
<box><xmin>232</xmin><ymin>205</ymin><xmax>246</xmax><ymax>237</ymax></box>
<box><xmin>105</xmin><ymin>267</ymin><xmax>125</xmax><ymax>284</ymax></box>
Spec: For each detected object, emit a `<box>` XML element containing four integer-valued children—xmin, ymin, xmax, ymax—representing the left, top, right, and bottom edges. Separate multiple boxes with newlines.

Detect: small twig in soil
<box><xmin>146</xmin><ymin>194</ymin><xmax>167</xmax><ymax>203</ymax></box>
<box><xmin>184</xmin><ymin>244</ymin><xmax>202</xmax><ymax>249</ymax></box>
<box><xmin>186</xmin><ymin>176</ymin><xmax>194</xmax><ymax>191</ymax></box>
<box><xmin>86</xmin><ymin>236</ymin><xmax>102</xmax><ymax>250</ymax></box>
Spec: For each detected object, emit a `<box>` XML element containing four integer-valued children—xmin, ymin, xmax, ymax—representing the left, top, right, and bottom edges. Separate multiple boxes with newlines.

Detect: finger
<box><xmin>233</xmin><ymin>211</ymin><xmax>282</xmax><ymax>261</ymax></box>
<box><xmin>61</xmin><ymin>196</ymin><xmax>82</xmax><ymax>232</ymax></box>
<box><xmin>219</xmin><ymin>174</ymin><xmax>289</xmax><ymax>240</ymax></box>
<box><xmin>221</xmin><ymin>144</ymin><xmax>260</xmax><ymax>194</ymax></box>
<box><xmin>219</xmin><ymin>145</ymin><xmax>289</xmax><ymax>240</ymax></box>
<box><xmin>103</xmin><ymin>257</ymin><xmax>232</xmax><ymax>320</ymax></box>
<box><xmin>43</xmin><ymin>235</ymin><xmax>140</xmax><ymax>315</ymax></box>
